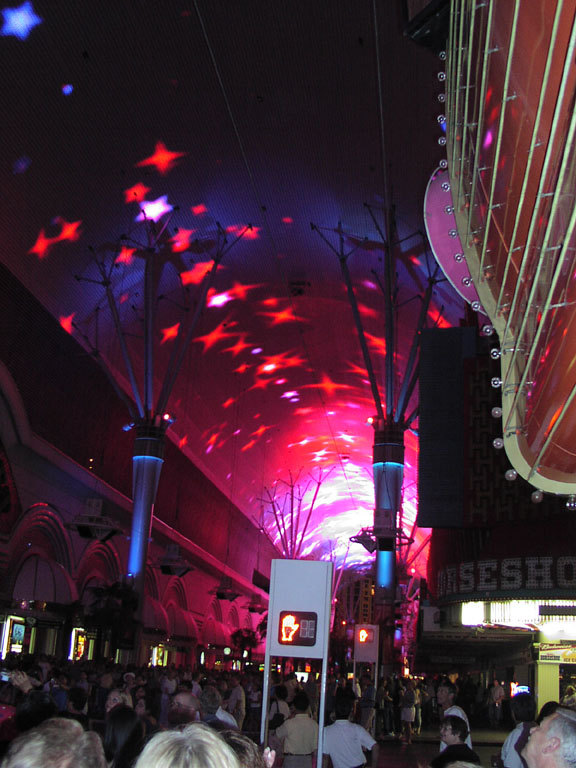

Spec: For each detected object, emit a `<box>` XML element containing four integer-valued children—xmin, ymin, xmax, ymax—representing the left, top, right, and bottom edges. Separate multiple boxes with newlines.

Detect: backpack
<box><xmin>269</xmin><ymin>699</ymin><xmax>285</xmax><ymax>730</ymax></box>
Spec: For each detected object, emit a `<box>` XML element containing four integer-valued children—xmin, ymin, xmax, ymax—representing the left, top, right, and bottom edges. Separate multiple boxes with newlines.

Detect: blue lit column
<box><xmin>373</xmin><ymin>420</ymin><xmax>404</xmax><ymax>602</ymax></box>
<box><xmin>128</xmin><ymin>420</ymin><xmax>166</xmax><ymax>618</ymax></box>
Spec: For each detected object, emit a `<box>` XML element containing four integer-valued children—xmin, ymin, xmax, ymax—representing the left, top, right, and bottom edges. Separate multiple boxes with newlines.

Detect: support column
<box><xmin>373</xmin><ymin>421</ymin><xmax>404</xmax><ymax>672</ymax></box>
<box><xmin>535</xmin><ymin>659</ymin><xmax>559</xmax><ymax>713</ymax></box>
<box><xmin>127</xmin><ymin>420</ymin><xmax>166</xmax><ymax>623</ymax></box>
<box><xmin>373</xmin><ymin>420</ymin><xmax>404</xmax><ymax>602</ymax></box>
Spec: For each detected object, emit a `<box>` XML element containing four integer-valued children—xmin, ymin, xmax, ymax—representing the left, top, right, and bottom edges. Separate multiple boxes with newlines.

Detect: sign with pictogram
<box><xmin>278</xmin><ymin>611</ymin><xmax>318</xmax><ymax>646</ymax></box>
<box><xmin>354</xmin><ymin>623</ymin><xmax>379</xmax><ymax>662</ymax></box>
<box><xmin>358</xmin><ymin>627</ymin><xmax>374</xmax><ymax>644</ymax></box>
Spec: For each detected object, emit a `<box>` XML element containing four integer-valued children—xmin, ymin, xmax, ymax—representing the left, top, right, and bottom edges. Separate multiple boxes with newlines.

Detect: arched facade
<box><xmin>0</xmin><ymin>284</ymin><xmax>274</xmax><ymax>668</ymax></box>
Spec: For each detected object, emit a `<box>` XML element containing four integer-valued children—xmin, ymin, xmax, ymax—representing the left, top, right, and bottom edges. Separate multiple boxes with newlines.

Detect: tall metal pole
<box><xmin>128</xmin><ymin>419</ymin><xmax>167</xmax><ymax>624</ymax></box>
<box><xmin>143</xmin><ymin>248</ymin><xmax>155</xmax><ymax>417</ymax></box>
<box><xmin>76</xmin><ymin>218</ymin><xmax>249</xmax><ymax>658</ymax></box>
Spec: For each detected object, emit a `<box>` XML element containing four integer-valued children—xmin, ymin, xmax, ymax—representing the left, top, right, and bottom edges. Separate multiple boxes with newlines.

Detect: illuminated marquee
<box><xmin>437</xmin><ymin>556</ymin><xmax>576</xmax><ymax>599</ymax></box>
<box><xmin>278</xmin><ymin>611</ymin><xmax>318</xmax><ymax>646</ymax></box>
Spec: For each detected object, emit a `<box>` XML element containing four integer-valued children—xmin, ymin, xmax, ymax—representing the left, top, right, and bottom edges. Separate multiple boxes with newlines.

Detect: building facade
<box><xmin>0</xmin><ymin>264</ymin><xmax>278</xmax><ymax>667</ymax></box>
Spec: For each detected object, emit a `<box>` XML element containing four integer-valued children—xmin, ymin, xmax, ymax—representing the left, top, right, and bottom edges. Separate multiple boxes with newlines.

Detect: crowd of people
<box><xmin>0</xmin><ymin>653</ymin><xmax>576</xmax><ymax>768</ymax></box>
<box><xmin>0</xmin><ymin>652</ymin><xmax>278</xmax><ymax>768</ymax></box>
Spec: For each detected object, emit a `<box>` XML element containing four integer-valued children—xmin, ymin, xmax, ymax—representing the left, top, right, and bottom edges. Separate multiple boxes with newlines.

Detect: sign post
<box><xmin>353</xmin><ymin>623</ymin><xmax>379</xmax><ymax>690</ymax></box>
<box><xmin>261</xmin><ymin>560</ymin><xmax>333</xmax><ymax>759</ymax></box>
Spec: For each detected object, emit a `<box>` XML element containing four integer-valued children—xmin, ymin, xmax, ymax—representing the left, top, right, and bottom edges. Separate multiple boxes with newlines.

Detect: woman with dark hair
<box><xmin>104</xmin><ymin>703</ymin><xmax>146</xmax><ymax>768</ymax></box>
<box><xmin>501</xmin><ymin>693</ymin><xmax>537</xmax><ymax>768</ymax></box>
<box><xmin>134</xmin><ymin>691</ymin><xmax>159</xmax><ymax>736</ymax></box>
<box><xmin>430</xmin><ymin>717</ymin><xmax>480</xmax><ymax>768</ymax></box>
<box><xmin>400</xmin><ymin>678</ymin><xmax>416</xmax><ymax>744</ymax></box>
<box><xmin>13</xmin><ymin>689</ymin><xmax>58</xmax><ymax>733</ymax></box>
<box><xmin>220</xmin><ymin>730</ymin><xmax>267</xmax><ymax>768</ymax></box>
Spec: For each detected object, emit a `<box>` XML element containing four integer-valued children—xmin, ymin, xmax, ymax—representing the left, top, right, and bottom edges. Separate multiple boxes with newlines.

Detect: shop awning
<box><xmin>202</xmin><ymin>619</ymin><xmax>230</xmax><ymax>647</ymax></box>
<box><xmin>12</xmin><ymin>555</ymin><xmax>76</xmax><ymax>604</ymax></box>
<box><xmin>166</xmin><ymin>604</ymin><xmax>198</xmax><ymax>643</ymax></box>
<box><xmin>142</xmin><ymin>598</ymin><xmax>169</xmax><ymax>636</ymax></box>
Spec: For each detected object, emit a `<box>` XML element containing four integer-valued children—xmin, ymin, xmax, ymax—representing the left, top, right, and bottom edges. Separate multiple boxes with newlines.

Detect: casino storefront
<box><xmin>419</xmin><ymin>519</ymin><xmax>576</xmax><ymax>707</ymax></box>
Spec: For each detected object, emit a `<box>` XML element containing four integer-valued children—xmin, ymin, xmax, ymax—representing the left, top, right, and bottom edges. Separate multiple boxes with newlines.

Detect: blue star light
<box><xmin>13</xmin><ymin>155</ymin><xmax>31</xmax><ymax>173</ymax></box>
<box><xmin>136</xmin><ymin>196</ymin><xmax>173</xmax><ymax>223</ymax></box>
<box><xmin>1</xmin><ymin>1</ymin><xmax>42</xmax><ymax>40</ymax></box>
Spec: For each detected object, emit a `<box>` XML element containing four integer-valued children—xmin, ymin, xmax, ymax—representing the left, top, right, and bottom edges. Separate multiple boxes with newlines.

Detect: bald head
<box><xmin>168</xmin><ymin>691</ymin><xmax>201</xmax><ymax>726</ymax></box>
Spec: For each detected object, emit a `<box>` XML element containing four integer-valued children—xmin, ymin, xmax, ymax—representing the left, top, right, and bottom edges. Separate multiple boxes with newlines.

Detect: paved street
<box><xmin>374</xmin><ymin>727</ymin><xmax>505</xmax><ymax>767</ymax></box>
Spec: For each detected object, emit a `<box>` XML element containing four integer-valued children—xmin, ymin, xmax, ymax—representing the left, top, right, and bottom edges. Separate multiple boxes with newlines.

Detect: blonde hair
<box><xmin>134</xmin><ymin>722</ymin><xmax>241</xmax><ymax>768</ymax></box>
<box><xmin>2</xmin><ymin>717</ymin><xmax>106</xmax><ymax>768</ymax></box>
<box><xmin>106</xmin><ymin>688</ymin><xmax>133</xmax><ymax>712</ymax></box>
<box><xmin>440</xmin><ymin>763</ymin><xmax>482</xmax><ymax>768</ymax></box>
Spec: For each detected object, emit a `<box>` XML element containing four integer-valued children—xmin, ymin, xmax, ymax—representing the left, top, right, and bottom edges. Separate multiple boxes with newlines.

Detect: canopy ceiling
<box><xmin>0</xmin><ymin>0</ymin><xmax>467</xmax><ymax>575</ymax></box>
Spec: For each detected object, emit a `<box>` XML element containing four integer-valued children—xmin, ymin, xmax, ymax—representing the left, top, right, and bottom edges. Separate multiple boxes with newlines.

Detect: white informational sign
<box><xmin>354</xmin><ymin>623</ymin><xmax>379</xmax><ymax>663</ymax></box>
<box><xmin>267</xmin><ymin>559</ymin><xmax>333</xmax><ymax>658</ymax></box>
<box><xmin>261</xmin><ymin>559</ymin><xmax>333</xmax><ymax>755</ymax></box>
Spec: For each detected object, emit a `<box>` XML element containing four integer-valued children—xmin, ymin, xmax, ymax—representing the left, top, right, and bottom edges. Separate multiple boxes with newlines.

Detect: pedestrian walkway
<box><xmin>385</xmin><ymin>724</ymin><xmax>507</xmax><ymax>745</ymax></box>
<box><xmin>375</xmin><ymin>726</ymin><xmax>505</xmax><ymax>767</ymax></box>
<box><xmin>376</xmin><ymin>740</ymin><xmax>499</xmax><ymax>767</ymax></box>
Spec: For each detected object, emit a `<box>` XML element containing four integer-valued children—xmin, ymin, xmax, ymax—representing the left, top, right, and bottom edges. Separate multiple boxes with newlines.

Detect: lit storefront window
<box><xmin>0</xmin><ymin>617</ymin><xmax>28</xmax><ymax>658</ymax></box>
<box><xmin>68</xmin><ymin>628</ymin><xmax>87</xmax><ymax>661</ymax></box>
<box><xmin>150</xmin><ymin>644</ymin><xmax>168</xmax><ymax>666</ymax></box>
<box><xmin>461</xmin><ymin>602</ymin><xmax>485</xmax><ymax>625</ymax></box>
<box><xmin>461</xmin><ymin>600</ymin><xmax>576</xmax><ymax>629</ymax></box>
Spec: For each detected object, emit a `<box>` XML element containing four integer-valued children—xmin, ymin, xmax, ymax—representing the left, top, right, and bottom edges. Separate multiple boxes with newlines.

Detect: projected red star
<box><xmin>180</xmin><ymin>262</ymin><xmax>213</xmax><ymax>286</ymax></box>
<box><xmin>124</xmin><ymin>183</ymin><xmax>150</xmax><ymax>203</ymax></box>
<box><xmin>116</xmin><ymin>247</ymin><xmax>136</xmax><ymax>265</ymax></box>
<box><xmin>255</xmin><ymin>351</ymin><xmax>307</xmax><ymax>375</ymax></box>
<box><xmin>229</xmin><ymin>282</ymin><xmax>262</xmax><ymax>301</ymax></box>
<box><xmin>136</xmin><ymin>141</ymin><xmax>187</xmax><ymax>175</ymax></box>
<box><xmin>194</xmin><ymin>319</ymin><xmax>238</xmax><ymax>352</ymax></box>
<box><xmin>54</xmin><ymin>218</ymin><xmax>82</xmax><ymax>242</ymax></box>
<box><xmin>171</xmin><ymin>229</ymin><xmax>196</xmax><ymax>252</ymax></box>
<box><xmin>59</xmin><ymin>314</ymin><xmax>75</xmax><ymax>334</ymax></box>
<box><xmin>305</xmin><ymin>374</ymin><xmax>353</xmax><ymax>398</ymax></box>
<box><xmin>259</xmin><ymin>306</ymin><xmax>306</xmax><ymax>325</ymax></box>
<box><xmin>223</xmin><ymin>334</ymin><xmax>253</xmax><ymax>357</ymax></box>
<box><xmin>28</xmin><ymin>229</ymin><xmax>53</xmax><ymax>259</ymax></box>
<box><xmin>161</xmin><ymin>323</ymin><xmax>180</xmax><ymax>344</ymax></box>
<box><xmin>28</xmin><ymin>218</ymin><xmax>82</xmax><ymax>259</ymax></box>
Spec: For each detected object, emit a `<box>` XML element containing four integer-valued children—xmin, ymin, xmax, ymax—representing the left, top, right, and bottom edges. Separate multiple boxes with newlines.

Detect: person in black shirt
<box><xmin>429</xmin><ymin>715</ymin><xmax>481</xmax><ymax>768</ymax></box>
